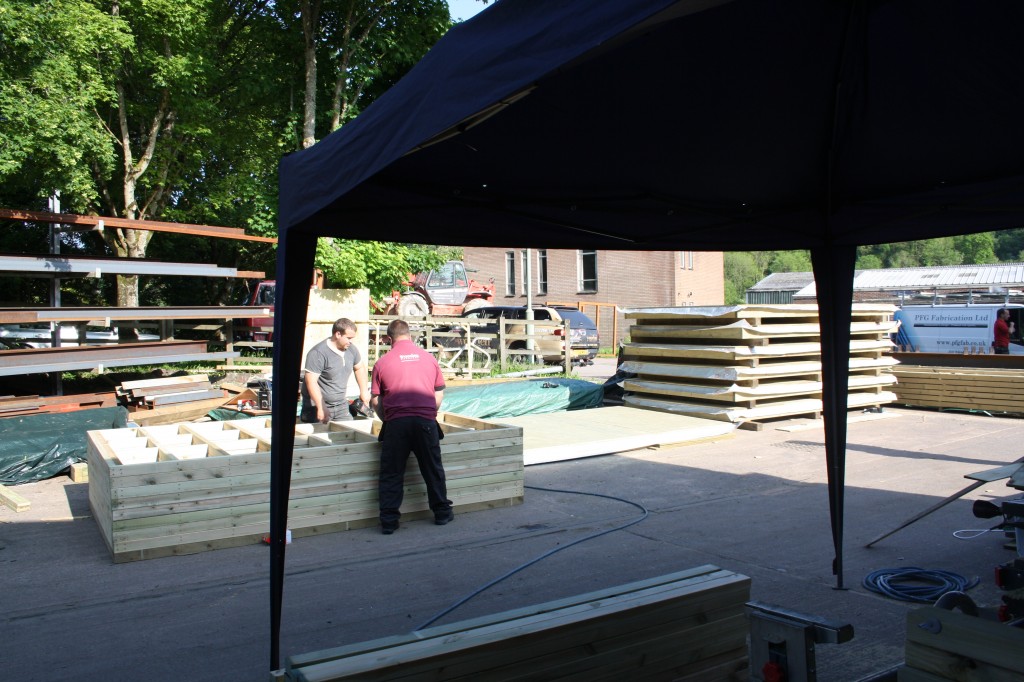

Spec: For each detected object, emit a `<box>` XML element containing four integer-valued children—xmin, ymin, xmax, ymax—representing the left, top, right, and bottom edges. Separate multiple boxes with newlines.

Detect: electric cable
<box><xmin>412</xmin><ymin>484</ymin><xmax>649</xmax><ymax>632</ymax></box>
<box><xmin>862</xmin><ymin>567</ymin><xmax>979</xmax><ymax>603</ymax></box>
<box><xmin>952</xmin><ymin>524</ymin><xmax>1004</xmax><ymax>539</ymax></box>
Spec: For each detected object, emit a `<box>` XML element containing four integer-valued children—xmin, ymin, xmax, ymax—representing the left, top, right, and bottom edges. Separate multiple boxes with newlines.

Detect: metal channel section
<box><xmin>0</xmin><ymin>306</ymin><xmax>270</xmax><ymax>324</ymax></box>
<box><xmin>0</xmin><ymin>254</ymin><xmax>242</xmax><ymax>278</ymax></box>
<box><xmin>0</xmin><ymin>351</ymin><xmax>241</xmax><ymax>377</ymax></box>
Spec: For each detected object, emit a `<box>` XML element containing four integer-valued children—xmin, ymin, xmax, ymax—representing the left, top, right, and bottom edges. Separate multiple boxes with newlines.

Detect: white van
<box><xmin>893</xmin><ymin>304</ymin><xmax>1024</xmax><ymax>354</ymax></box>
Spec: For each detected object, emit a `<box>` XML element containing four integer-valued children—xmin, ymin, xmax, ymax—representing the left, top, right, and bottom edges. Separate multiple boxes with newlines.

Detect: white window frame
<box><xmin>537</xmin><ymin>250</ymin><xmax>548</xmax><ymax>296</ymax></box>
<box><xmin>505</xmin><ymin>251</ymin><xmax>516</xmax><ymax>296</ymax></box>
<box><xmin>577</xmin><ymin>249</ymin><xmax>598</xmax><ymax>293</ymax></box>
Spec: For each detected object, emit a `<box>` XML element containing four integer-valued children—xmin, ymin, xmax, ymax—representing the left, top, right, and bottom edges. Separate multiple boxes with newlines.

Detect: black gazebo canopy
<box><xmin>270</xmin><ymin>0</ymin><xmax>1024</xmax><ymax>668</ymax></box>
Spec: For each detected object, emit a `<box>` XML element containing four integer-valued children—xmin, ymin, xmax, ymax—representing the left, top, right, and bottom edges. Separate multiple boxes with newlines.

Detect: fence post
<box><xmin>225</xmin><ymin>319</ymin><xmax>235</xmax><ymax>367</ymax></box>
<box><xmin>499</xmin><ymin>318</ymin><xmax>508</xmax><ymax>373</ymax></box>
<box><xmin>562</xmin><ymin>319</ymin><xmax>571</xmax><ymax>374</ymax></box>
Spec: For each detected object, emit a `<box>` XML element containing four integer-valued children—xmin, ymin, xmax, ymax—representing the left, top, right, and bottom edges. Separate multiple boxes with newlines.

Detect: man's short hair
<box><xmin>387</xmin><ymin>319</ymin><xmax>410</xmax><ymax>339</ymax></box>
<box><xmin>332</xmin><ymin>318</ymin><xmax>357</xmax><ymax>336</ymax></box>
<box><xmin>998</xmin><ymin>308</ymin><xmax>1009</xmax><ymax>317</ymax></box>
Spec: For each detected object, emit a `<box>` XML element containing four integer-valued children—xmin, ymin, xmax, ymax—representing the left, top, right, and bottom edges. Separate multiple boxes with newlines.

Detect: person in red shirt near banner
<box><xmin>993</xmin><ymin>308</ymin><xmax>1014</xmax><ymax>354</ymax></box>
<box><xmin>370</xmin><ymin>319</ymin><xmax>453</xmax><ymax>535</ymax></box>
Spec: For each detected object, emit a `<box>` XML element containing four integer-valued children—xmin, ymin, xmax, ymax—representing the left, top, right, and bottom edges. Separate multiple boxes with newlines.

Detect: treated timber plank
<box><xmin>288</xmin><ymin>565</ymin><xmax>730</xmax><ymax>667</ymax></box>
<box><xmin>0</xmin><ymin>485</ymin><xmax>30</xmax><ymax>512</ymax></box>
<box><xmin>905</xmin><ymin>607</ymin><xmax>1024</xmax><ymax>676</ymax></box>
<box><xmin>109</xmin><ymin>455</ymin><xmax>523</xmax><ymax>521</ymax></box>
<box><xmin>284</xmin><ymin>568</ymin><xmax>750</xmax><ymax>682</ymax></box>
<box><xmin>896</xmin><ymin>668</ymin><xmax>950</xmax><ymax>682</ymax></box>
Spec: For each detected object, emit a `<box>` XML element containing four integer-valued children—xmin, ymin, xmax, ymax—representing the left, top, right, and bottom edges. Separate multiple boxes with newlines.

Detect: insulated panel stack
<box><xmin>620</xmin><ymin>304</ymin><xmax>898</xmax><ymax>423</ymax></box>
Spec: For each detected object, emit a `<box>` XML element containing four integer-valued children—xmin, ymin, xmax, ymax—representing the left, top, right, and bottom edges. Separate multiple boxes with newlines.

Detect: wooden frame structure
<box><xmin>86</xmin><ymin>413</ymin><xmax>523</xmax><ymax>562</ymax></box>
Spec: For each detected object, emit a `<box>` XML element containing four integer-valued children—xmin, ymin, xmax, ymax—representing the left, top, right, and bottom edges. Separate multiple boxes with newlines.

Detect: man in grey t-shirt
<box><xmin>301</xmin><ymin>318</ymin><xmax>370</xmax><ymax>423</ymax></box>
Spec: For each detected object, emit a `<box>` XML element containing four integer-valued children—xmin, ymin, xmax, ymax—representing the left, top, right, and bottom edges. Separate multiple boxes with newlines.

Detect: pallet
<box><xmin>276</xmin><ymin>565</ymin><xmax>751</xmax><ymax>682</ymax></box>
<box><xmin>86</xmin><ymin>413</ymin><xmax>523</xmax><ymax>562</ymax></box>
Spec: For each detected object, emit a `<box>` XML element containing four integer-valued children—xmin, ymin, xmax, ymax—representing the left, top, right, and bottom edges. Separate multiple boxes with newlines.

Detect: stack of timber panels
<box><xmin>86</xmin><ymin>412</ymin><xmax>523</xmax><ymax>562</ymax></box>
<box><xmin>116</xmin><ymin>374</ymin><xmax>231</xmax><ymax>425</ymax></box>
<box><xmin>278</xmin><ymin>565</ymin><xmax>750</xmax><ymax>682</ymax></box>
<box><xmin>899</xmin><ymin>606</ymin><xmax>1024</xmax><ymax>680</ymax></box>
<box><xmin>620</xmin><ymin>304</ymin><xmax>899</xmax><ymax>423</ymax></box>
<box><xmin>891</xmin><ymin>365</ymin><xmax>1024</xmax><ymax>414</ymax></box>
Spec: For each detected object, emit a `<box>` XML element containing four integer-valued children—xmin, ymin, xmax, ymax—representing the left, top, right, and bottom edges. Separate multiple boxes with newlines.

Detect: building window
<box><xmin>578</xmin><ymin>250</ymin><xmax>598</xmax><ymax>293</ymax></box>
<box><xmin>520</xmin><ymin>249</ymin><xmax>528</xmax><ymax>296</ymax></box>
<box><xmin>679</xmin><ymin>251</ymin><xmax>695</xmax><ymax>270</ymax></box>
<box><xmin>537</xmin><ymin>250</ymin><xmax>548</xmax><ymax>296</ymax></box>
<box><xmin>505</xmin><ymin>251</ymin><xmax>516</xmax><ymax>296</ymax></box>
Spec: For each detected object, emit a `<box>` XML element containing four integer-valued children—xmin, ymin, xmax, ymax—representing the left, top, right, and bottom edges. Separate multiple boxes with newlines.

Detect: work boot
<box><xmin>434</xmin><ymin>509</ymin><xmax>455</xmax><ymax>526</ymax></box>
<box><xmin>381</xmin><ymin>521</ymin><xmax>399</xmax><ymax>535</ymax></box>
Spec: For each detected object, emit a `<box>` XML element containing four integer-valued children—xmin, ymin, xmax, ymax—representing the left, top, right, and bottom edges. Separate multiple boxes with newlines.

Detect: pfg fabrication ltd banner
<box><xmin>893</xmin><ymin>306</ymin><xmax>1023</xmax><ymax>354</ymax></box>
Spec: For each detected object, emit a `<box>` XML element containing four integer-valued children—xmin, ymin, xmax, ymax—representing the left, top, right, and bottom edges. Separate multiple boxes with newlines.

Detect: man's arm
<box><xmin>304</xmin><ymin>371</ymin><xmax>329</xmax><ymax>424</ymax></box>
<box><xmin>434</xmin><ymin>388</ymin><xmax>444</xmax><ymax>411</ymax></box>
<box><xmin>353</xmin><ymin>360</ymin><xmax>371</xmax><ymax>405</ymax></box>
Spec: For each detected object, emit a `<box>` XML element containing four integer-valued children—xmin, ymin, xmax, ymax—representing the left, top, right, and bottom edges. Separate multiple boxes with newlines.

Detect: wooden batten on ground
<box><xmin>619</xmin><ymin>304</ymin><xmax>899</xmax><ymax>424</ymax></box>
<box><xmin>276</xmin><ymin>565</ymin><xmax>751</xmax><ymax>682</ymax></box>
<box><xmin>1</xmin><ymin>485</ymin><xmax>31</xmax><ymax>512</ymax></box>
<box><xmin>892</xmin><ymin>364</ymin><xmax>1024</xmax><ymax>414</ymax></box>
<box><xmin>86</xmin><ymin>413</ymin><xmax>523</xmax><ymax>562</ymax></box>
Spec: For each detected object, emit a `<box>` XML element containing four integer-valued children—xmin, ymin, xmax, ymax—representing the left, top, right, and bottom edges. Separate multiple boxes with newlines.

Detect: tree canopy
<box><xmin>724</xmin><ymin>230</ymin><xmax>1021</xmax><ymax>304</ymax></box>
<box><xmin>0</xmin><ymin>0</ymin><xmax>453</xmax><ymax>306</ymax></box>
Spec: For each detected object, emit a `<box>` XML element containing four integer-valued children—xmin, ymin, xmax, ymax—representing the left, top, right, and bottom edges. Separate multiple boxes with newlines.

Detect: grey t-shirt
<box><xmin>301</xmin><ymin>338</ymin><xmax>362</xmax><ymax>419</ymax></box>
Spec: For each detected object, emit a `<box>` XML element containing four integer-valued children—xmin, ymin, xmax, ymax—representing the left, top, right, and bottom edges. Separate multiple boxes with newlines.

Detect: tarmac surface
<box><xmin>3</xmin><ymin>356</ymin><xmax>1023</xmax><ymax>681</ymax></box>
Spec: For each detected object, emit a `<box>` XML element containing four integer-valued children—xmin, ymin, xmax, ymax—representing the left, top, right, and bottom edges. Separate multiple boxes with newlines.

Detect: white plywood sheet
<box><xmin>495</xmin><ymin>406</ymin><xmax>735</xmax><ymax>465</ymax></box>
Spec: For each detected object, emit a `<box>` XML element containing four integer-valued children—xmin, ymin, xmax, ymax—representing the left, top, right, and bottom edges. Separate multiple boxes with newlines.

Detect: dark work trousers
<box><xmin>378</xmin><ymin>416</ymin><xmax>451</xmax><ymax>525</ymax></box>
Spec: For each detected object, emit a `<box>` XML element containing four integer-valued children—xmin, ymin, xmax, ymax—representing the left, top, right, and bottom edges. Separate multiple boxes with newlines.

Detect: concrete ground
<box><xmin>2</xmin><ymin>358</ymin><xmax>1023</xmax><ymax>681</ymax></box>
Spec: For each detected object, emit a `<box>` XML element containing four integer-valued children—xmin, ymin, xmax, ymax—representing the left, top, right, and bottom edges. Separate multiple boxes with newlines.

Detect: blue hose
<box><xmin>862</xmin><ymin>567</ymin><xmax>979</xmax><ymax>603</ymax></box>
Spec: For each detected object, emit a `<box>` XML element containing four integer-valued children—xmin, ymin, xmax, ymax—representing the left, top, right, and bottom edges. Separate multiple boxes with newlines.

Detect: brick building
<box><xmin>462</xmin><ymin>247</ymin><xmax>724</xmax><ymax>347</ymax></box>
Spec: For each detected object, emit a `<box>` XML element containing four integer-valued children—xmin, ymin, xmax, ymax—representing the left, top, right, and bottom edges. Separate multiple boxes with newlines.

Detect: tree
<box><xmin>768</xmin><ymin>250</ymin><xmax>812</xmax><ymax>273</ymax></box>
<box><xmin>287</xmin><ymin>0</ymin><xmax>448</xmax><ymax>148</ymax></box>
<box><xmin>314</xmin><ymin>239</ymin><xmax>453</xmax><ymax>300</ymax></box>
<box><xmin>723</xmin><ymin>251</ymin><xmax>762</xmax><ymax>304</ymax></box>
<box><xmin>953</xmin><ymin>232</ymin><xmax>997</xmax><ymax>265</ymax></box>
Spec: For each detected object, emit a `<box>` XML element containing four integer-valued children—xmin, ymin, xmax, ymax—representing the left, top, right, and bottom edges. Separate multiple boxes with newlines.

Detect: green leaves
<box><xmin>314</xmin><ymin>239</ymin><xmax>453</xmax><ymax>299</ymax></box>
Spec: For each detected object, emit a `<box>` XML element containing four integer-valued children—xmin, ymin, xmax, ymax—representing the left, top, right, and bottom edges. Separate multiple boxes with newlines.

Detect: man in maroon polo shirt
<box><xmin>370</xmin><ymin>319</ymin><xmax>453</xmax><ymax>535</ymax></box>
<box><xmin>993</xmin><ymin>308</ymin><xmax>1014</xmax><ymax>354</ymax></box>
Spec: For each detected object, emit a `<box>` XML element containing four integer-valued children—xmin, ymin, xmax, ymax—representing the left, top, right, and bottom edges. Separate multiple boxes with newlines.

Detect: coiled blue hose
<box><xmin>862</xmin><ymin>567</ymin><xmax>979</xmax><ymax>603</ymax></box>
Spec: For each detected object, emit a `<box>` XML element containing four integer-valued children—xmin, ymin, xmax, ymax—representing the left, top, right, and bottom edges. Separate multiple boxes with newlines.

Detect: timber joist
<box><xmin>620</xmin><ymin>304</ymin><xmax>899</xmax><ymax>423</ymax></box>
<box><xmin>86</xmin><ymin>413</ymin><xmax>524</xmax><ymax>562</ymax></box>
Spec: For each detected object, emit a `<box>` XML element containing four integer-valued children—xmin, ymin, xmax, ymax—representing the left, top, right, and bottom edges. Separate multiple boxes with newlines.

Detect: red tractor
<box><xmin>384</xmin><ymin>260</ymin><xmax>495</xmax><ymax>317</ymax></box>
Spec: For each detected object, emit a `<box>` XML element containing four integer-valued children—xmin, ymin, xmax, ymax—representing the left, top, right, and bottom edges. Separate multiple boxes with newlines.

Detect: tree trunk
<box><xmin>301</xmin><ymin>0</ymin><xmax>322</xmax><ymax>148</ymax></box>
